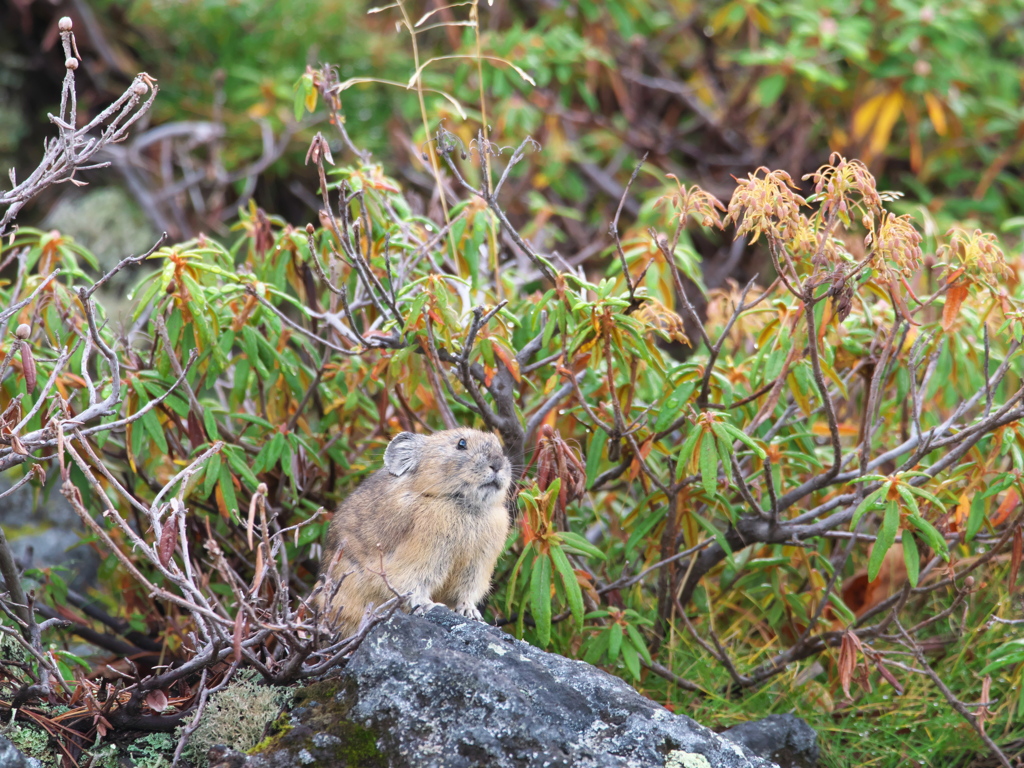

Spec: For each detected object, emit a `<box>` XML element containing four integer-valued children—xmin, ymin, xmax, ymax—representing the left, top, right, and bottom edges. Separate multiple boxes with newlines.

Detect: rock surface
<box><xmin>238</xmin><ymin>607</ymin><xmax>796</xmax><ymax>768</ymax></box>
<box><xmin>0</xmin><ymin>475</ymin><xmax>98</xmax><ymax>593</ymax></box>
<box><xmin>0</xmin><ymin>736</ymin><xmax>40</xmax><ymax>768</ymax></box>
<box><xmin>720</xmin><ymin>714</ymin><xmax>819</xmax><ymax>768</ymax></box>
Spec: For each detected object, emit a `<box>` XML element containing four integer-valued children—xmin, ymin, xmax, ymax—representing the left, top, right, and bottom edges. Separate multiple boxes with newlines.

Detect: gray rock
<box><xmin>721</xmin><ymin>714</ymin><xmax>818</xmax><ymax>768</ymax></box>
<box><xmin>0</xmin><ymin>475</ymin><xmax>98</xmax><ymax>593</ymax></box>
<box><xmin>0</xmin><ymin>736</ymin><xmax>40</xmax><ymax>768</ymax></box>
<box><xmin>242</xmin><ymin>607</ymin><xmax>780</xmax><ymax>768</ymax></box>
<box><xmin>43</xmin><ymin>187</ymin><xmax>157</xmax><ymax>270</ymax></box>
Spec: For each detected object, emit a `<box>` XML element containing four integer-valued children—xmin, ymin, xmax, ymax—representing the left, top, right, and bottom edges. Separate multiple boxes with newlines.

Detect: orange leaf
<box><xmin>811</xmin><ymin>422</ymin><xmax>860</xmax><ymax>437</ymax></box>
<box><xmin>942</xmin><ymin>282</ymin><xmax>969</xmax><ymax>332</ymax></box>
<box><xmin>945</xmin><ymin>267</ymin><xmax>965</xmax><ymax>284</ymax></box>
<box><xmin>215</xmin><ymin>483</ymin><xmax>230</xmax><ymax>519</ymax></box>
<box><xmin>991</xmin><ymin>489</ymin><xmax>1019</xmax><ymax>527</ymax></box>
<box><xmin>493</xmin><ymin>344</ymin><xmax>521</xmax><ymax>383</ymax></box>
<box><xmin>952</xmin><ymin>492</ymin><xmax>971</xmax><ymax>531</ymax></box>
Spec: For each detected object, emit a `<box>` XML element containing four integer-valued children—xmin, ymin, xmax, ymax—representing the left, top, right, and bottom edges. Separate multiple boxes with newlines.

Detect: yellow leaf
<box><xmin>954</xmin><ymin>493</ymin><xmax>970</xmax><ymax>529</ymax></box>
<box><xmin>304</xmin><ymin>87</ymin><xmax>318</xmax><ymax>114</ymax></box>
<box><xmin>923</xmin><ymin>92</ymin><xmax>947</xmax><ymax>136</ymax></box>
<box><xmin>869</xmin><ymin>90</ymin><xmax>905</xmax><ymax>157</ymax></box>
<box><xmin>852</xmin><ymin>93</ymin><xmax>888</xmax><ymax>142</ymax></box>
<box><xmin>788</xmin><ymin>372</ymin><xmax>812</xmax><ymax>416</ymax></box>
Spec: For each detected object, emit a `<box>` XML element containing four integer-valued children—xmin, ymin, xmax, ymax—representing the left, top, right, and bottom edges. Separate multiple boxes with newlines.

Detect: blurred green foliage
<box><xmin>61</xmin><ymin>0</ymin><xmax>1022</xmax><ymax>242</ymax></box>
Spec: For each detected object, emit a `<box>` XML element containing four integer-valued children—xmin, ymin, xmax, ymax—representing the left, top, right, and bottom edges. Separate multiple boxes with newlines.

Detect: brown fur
<box><xmin>314</xmin><ymin>428</ymin><xmax>512</xmax><ymax>635</ymax></box>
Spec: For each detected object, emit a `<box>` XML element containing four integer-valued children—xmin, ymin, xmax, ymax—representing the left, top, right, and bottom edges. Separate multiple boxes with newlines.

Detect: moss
<box><xmin>176</xmin><ymin>670</ymin><xmax>292</xmax><ymax>767</ymax></box>
<box><xmin>2</xmin><ymin>723</ymin><xmax>58</xmax><ymax>768</ymax></box>
<box><xmin>322</xmin><ymin>722</ymin><xmax>386</xmax><ymax>767</ymax></box>
<box><xmin>247</xmin><ymin>710</ymin><xmax>293</xmax><ymax>754</ymax></box>
<box><xmin>248</xmin><ymin>677</ymin><xmax>387</xmax><ymax>767</ymax></box>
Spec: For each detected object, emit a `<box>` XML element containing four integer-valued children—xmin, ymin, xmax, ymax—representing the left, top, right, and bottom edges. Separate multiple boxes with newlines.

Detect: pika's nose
<box><xmin>489</xmin><ymin>455</ymin><xmax>505</xmax><ymax>473</ymax></box>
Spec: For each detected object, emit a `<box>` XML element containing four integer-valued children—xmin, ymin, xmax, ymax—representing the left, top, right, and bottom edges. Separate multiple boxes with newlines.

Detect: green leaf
<box><xmin>868</xmin><ymin>500</ymin><xmax>900</xmax><ymax>581</ymax></box>
<box><xmin>827</xmin><ymin>592</ymin><xmax>857</xmax><ymax>625</ymax></box>
<box><xmin>624</xmin><ymin>622</ymin><xmax>652</xmax><ymax>664</ymax></box>
<box><xmin>585</xmin><ymin>429</ymin><xmax>608</xmax><ymax>487</ymax></box>
<box><xmin>966</xmin><ymin>492</ymin><xmax>986</xmax><ymax>543</ymax></box>
<box><xmin>904</xmin><ymin>483</ymin><xmax>943</xmax><ymax>508</ymax></box>
<box><xmin>203</xmin><ymin>453</ymin><xmax>222</xmax><ymax>498</ymax></box>
<box><xmin>203</xmin><ymin>405</ymin><xmax>220</xmax><ymax>440</ymax></box>
<box><xmin>558</xmin><ymin>531</ymin><xmax>607</xmax><ymax>560</ymax></box>
<box><xmin>621</xmin><ymin>640</ymin><xmax>641</xmax><ymax>680</ymax></box>
<box><xmin>550</xmin><ymin>545</ymin><xmax>584</xmax><ymax>627</ymax></box>
<box><xmin>582</xmin><ymin>628</ymin><xmax>611</xmax><ymax>665</ymax></box>
<box><xmin>719</xmin><ymin>422</ymin><xmax>768</xmax><ymax>459</ymax></box>
<box><xmin>607</xmin><ymin>624</ymin><xmax>622</xmax><ymax>663</ymax></box>
<box><xmin>225</xmin><ymin>447</ymin><xmax>260</xmax><ymax>490</ymax></box>
<box><xmin>895</xmin><ymin>484</ymin><xmax>921</xmax><ymax>516</ymax></box>
<box><xmin>505</xmin><ymin>542</ymin><xmax>534</xmax><ymax>615</ymax></box>
<box><xmin>676</xmin><ymin>427</ymin><xmax>701</xmax><ymax>482</ymax></box>
<box><xmin>219</xmin><ymin>465</ymin><xmax>239</xmax><ymax>521</ymax></box>
<box><xmin>908</xmin><ymin>514</ymin><xmax>950</xmax><ymax>559</ymax></box>
<box><xmin>655</xmin><ymin>381</ymin><xmax>695</xmax><ymax>432</ymax></box>
<box><xmin>851</xmin><ymin>486</ymin><xmax>887</xmax><ymax>527</ymax></box>
<box><xmin>531</xmin><ymin>554</ymin><xmax>553</xmax><ymax>647</ymax></box>
<box><xmin>902</xmin><ymin>532</ymin><xmax>920</xmax><ymax>587</ymax></box>
<box><xmin>698</xmin><ymin>436</ymin><xmax>718</xmax><ymax>495</ymax></box>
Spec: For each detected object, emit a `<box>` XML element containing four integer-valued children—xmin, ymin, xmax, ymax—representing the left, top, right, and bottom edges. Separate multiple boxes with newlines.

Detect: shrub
<box><xmin>1</xmin><ymin>8</ymin><xmax>1023</xmax><ymax>768</ymax></box>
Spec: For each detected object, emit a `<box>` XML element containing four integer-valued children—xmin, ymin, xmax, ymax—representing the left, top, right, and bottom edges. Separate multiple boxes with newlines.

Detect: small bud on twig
<box><xmin>65</xmin><ymin>58</ymin><xmax>78</xmax><ymax>70</ymax></box>
<box><xmin>14</xmin><ymin>324</ymin><xmax>30</xmax><ymax>340</ymax></box>
<box><xmin>58</xmin><ymin>16</ymin><xmax>73</xmax><ymax>31</ymax></box>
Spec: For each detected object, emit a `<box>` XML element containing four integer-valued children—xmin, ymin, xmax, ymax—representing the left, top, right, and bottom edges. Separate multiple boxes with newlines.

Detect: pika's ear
<box><xmin>383</xmin><ymin>432</ymin><xmax>426</xmax><ymax>476</ymax></box>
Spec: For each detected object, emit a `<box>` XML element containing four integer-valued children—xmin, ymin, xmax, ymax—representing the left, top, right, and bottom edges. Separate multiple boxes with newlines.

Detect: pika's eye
<box><xmin>457</xmin><ymin>438</ymin><xmax>468</xmax><ymax>450</ymax></box>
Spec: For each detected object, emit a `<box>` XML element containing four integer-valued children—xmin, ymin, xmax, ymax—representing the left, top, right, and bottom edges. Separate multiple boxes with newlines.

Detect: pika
<box><xmin>315</xmin><ymin>428</ymin><xmax>512</xmax><ymax>635</ymax></box>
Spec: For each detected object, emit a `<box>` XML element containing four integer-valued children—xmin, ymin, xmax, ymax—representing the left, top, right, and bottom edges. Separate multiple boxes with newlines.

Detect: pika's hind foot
<box><xmin>408</xmin><ymin>593</ymin><xmax>445</xmax><ymax>616</ymax></box>
<box><xmin>455</xmin><ymin>603</ymin><xmax>484</xmax><ymax>622</ymax></box>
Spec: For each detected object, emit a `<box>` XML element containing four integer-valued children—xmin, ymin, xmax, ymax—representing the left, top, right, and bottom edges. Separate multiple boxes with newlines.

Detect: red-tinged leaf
<box><xmin>942</xmin><ymin>282</ymin><xmax>969</xmax><ymax>332</ymax></box>
<box><xmin>19</xmin><ymin>340</ymin><xmax>36</xmax><ymax>394</ymax></box>
<box><xmin>233</xmin><ymin>609</ymin><xmax>246</xmax><ymax>663</ymax></box>
<box><xmin>215</xmin><ymin>483</ymin><xmax>230</xmax><ymax>519</ymax></box>
<box><xmin>187</xmin><ymin>410</ymin><xmax>207</xmax><ymax>446</ymax></box>
<box><xmin>493</xmin><ymin>343</ymin><xmax>521</xmax><ymax>383</ymax></box>
<box><xmin>251</xmin><ymin>543</ymin><xmax>267</xmax><ymax>595</ymax></box>
<box><xmin>158</xmin><ymin>522</ymin><xmax>177</xmax><ymax>568</ymax></box>
<box><xmin>991</xmin><ymin>489</ymin><xmax>1019</xmax><ymax>527</ymax></box>
<box><xmin>873</xmin><ymin>658</ymin><xmax>904</xmax><ymax>695</ymax></box>
<box><xmin>888</xmin><ymin>279</ymin><xmax>920</xmax><ymax>326</ymax></box>
<box><xmin>839</xmin><ymin>631</ymin><xmax>861</xmax><ymax>698</ymax></box>
<box><xmin>1010</xmin><ymin>528</ymin><xmax>1022</xmax><ymax>591</ymax></box>
<box><xmin>146</xmin><ymin>689</ymin><xmax>169</xmax><ymax>712</ymax></box>
<box><xmin>247</xmin><ymin>492</ymin><xmax>260</xmax><ymax>551</ymax></box>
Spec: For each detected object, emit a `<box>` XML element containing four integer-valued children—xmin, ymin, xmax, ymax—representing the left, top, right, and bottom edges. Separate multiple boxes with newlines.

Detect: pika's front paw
<box><xmin>455</xmin><ymin>603</ymin><xmax>484</xmax><ymax>622</ymax></box>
